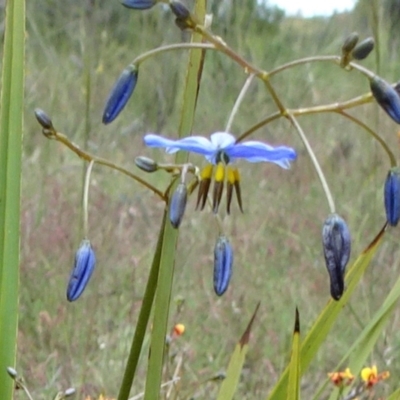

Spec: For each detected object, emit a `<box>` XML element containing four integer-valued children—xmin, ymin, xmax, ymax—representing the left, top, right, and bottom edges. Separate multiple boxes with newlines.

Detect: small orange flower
<box><xmin>172</xmin><ymin>323</ymin><xmax>185</xmax><ymax>338</ymax></box>
<box><xmin>328</xmin><ymin>368</ymin><xmax>354</xmax><ymax>387</ymax></box>
<box><xmin>361</xmin><ymin>365</ymin><xmax>390</xmax><ymax>388</ymax></box>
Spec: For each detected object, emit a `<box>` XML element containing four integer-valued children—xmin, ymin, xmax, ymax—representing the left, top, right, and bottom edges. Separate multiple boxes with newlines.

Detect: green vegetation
<box><xmin>4</xmin><ymin>0</ymin><xmax>400</xmax><ymax>399</ymax></box>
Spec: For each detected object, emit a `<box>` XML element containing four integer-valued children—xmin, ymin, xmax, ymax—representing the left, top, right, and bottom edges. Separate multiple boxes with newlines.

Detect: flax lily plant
<box><xmin>4</xmin><ymin>0</ymin><xmax>400</xmax><ymax>399</ymax></box>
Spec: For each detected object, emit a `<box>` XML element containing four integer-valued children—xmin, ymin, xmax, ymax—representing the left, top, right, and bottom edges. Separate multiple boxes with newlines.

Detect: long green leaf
<box><xmin>0</xmin><ymin>0</ymin><xmax>25</xmax><ymax>398</ymax></box>
<box><xmin>117</xmin><ymin>212</ymin><xmax>167</xmax><ymax>400</ymax></box>
<box><xmin>216</xmin><ymin>303</ymin><xmax>260</xmax><ymax>400</ymax></box>
<box><xmin>267</xmin><ymin>226</ymin><xmax>385</xmax><ymax>400</ymax></box>
<box><xmin>287</xmin><ymin>308</ymin><xmax>300</xmax><ymax>400</ymax></box>
<box><xmin>143</xmin><ymin>1</ymin><xmax>207</xmax><ymax>399</ymax></box>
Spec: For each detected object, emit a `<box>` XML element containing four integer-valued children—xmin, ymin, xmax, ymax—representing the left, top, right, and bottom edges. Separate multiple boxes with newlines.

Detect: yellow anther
<box><xmin>214</xmin><ymin>162</ymin><xmax>225</xmax><ymax>183</ymax></box>
<box><xmin>201</xmin><ymin>164</ymin><xmax>213</xmax><ymax>180</ymax></box>
<box><xmin>227</xmin><ymin>166</ymin><xmax>235</xmax><ymax>185</ymax></box>
<box><xmin>233</xmin><ymin>167</ymin><xmax>240</xmax><ymax>183</ymax></box>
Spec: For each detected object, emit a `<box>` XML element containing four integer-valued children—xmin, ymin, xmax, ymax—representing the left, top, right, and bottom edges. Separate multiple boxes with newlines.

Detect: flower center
<box><xmin>215</xmin><ymin>151</ymin><xmax>230</xmax><ymax>165</ymax></box>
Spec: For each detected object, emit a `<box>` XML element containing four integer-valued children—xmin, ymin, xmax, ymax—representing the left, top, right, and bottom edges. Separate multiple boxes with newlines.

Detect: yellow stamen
<box><xmin>214</xmin><ymin>162</ymin><xmax>225</xmax><ymax>182</ymax></box>
<box><xmin>201</xmin><ymin>164</ymin><xmax>213</xmax><ymax>180</ymax></box>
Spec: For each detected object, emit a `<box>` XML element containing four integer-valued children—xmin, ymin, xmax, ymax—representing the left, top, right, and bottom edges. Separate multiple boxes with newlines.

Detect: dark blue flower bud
<box><xmin>214</xmin><ymin>236</ymin><xmax>233</xmax><ymax>296</ymax></box>
<box><xmin>370</xmin><ymin>76</ymin><xmax>400</xmax><ymax>124</ymax></box>
<box><xmin>67</xmin><ymin>240</ymin><xmax>96</xmax><ymax>302</ymax></box>
<box><xmin>169</xmin><ymin>1</ymin><xmax>190</xmax><ymax>19</ymax></box>
<box><xmin>322</xmin><ymin>214</ymin><xmax>351</xmax><ymax>301</ymax></box>
<box><xmin>121</xmin><ymin>0</ymin><xmax>156</xmax><ymax>9</ymax></box>
<box><xmin>341</xmin><ymin>32</ymin><xmax>359</xmax><ymax>54</ymax></box>
<box><xmin>352</xmin><ymin>37</ymin><xmax>374</xmax><ymax>60</ymax></box>
<box><xmin>135</xmin><ymin>156</ymin><xmax>158</xmax><ymax>172</ymax></box>
<box><xmin>34</xmin><ymin>108</ymin><xmax>54</xmax><ymax>130</ymax></box>
<box><xmin>102</xmin><ymin>65</ymin><xmax>138</xmax><ymax>124</ymax></box>
<box><xmin>169</xmin><ymin>183</ymin><xmax>187</xmax><ymax>228</ymax></box>
<box><xmin>384</xmin><ymin>167</ymin><xmax>400</xmax><ymax>226</ymax></box>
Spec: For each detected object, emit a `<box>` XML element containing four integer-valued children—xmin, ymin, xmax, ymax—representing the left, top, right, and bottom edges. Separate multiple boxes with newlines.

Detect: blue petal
<box><xmin>227</xmin><ymin>141</ymin><xmax>297</xmax><ymax>168</ymax></box>
<box><xmin>210</xmin><ymin>132</ymin><xmax>236</xmax><ymax>149</ymax></box>
<box><xmin>144</xmin><ymin>134</ymin><xmax>215</xmax><ymax>156</ymax></box>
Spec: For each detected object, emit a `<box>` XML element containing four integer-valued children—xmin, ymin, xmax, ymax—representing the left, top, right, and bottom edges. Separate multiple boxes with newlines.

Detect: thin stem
<box><xmin>225</xmin><ymin>74</ymin><xmax>255</xmax><ymax>132</ymax></box>
<box><xmin>16</xmin><ymin>380</ymin><xmax>34</xmax><ymax>400</ymax></box>
<box><xmin>132</xmin><ymin>43</ymin><xmax>216</xmax><ymax>66</ymax></box>
<box><xmin>236</xmin><ymin>112</ymin><xmax>281</xmax><ymax>143</ymax></box>
<box><xmin>288</xmin><ymin>114</ymin><xmax>336</xmax><ymax>214</ymax></box>
<box><xmin>82</xmin><ymin>160</ymin><xmax>94</xmax><ymax>239</ymax></box>
<box><xmin>268</xmin><ymin>55</ymin><xmax>376</xmax><ymax>80</ymax></box>
<box><xmin>44</xmin><ymin>130</ymin><xmax>166</xmax><ymax>201</ymax></box>
<box><xmin>337</xmin><ymin>110</ymin><xmax>397</xmax><ymax>167</ymax></box>
<box><xmin>237</xmin><ymin>91</ymin><xmax>374</xmax><ymax>142</ymax></box>
<box><xmin>269</xmin><ymin>56</ymin><xmax>340</xmax><ymax>77</ymax></box>
<box><xmin>193</xmin><ymin>25</ymin><xmax>287</xmax><ymax>113</ymax></box>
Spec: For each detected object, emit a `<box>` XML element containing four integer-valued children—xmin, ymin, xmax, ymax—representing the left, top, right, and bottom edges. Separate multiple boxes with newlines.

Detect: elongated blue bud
<box><xmin>322</xmin><ymin>214</ymin><xmax>351</xmax><ymax>301</ymax></box>
<box><xmin>102</xmin><ymin>65</ymin><xmax>138</xmax><ymax>124</ymax></box>
<box><xmin>122</xmin><ymin>0</ymin><xmax>156</xmax><ymax>9</ymax></box>
<box><xmin>214</xmin><ymin>236</ymin><xmax>233</xmax><ymax>296</ymax></box>
<box><xmin>351</xmin><ymin>37</ymin><xmax>374</xmax><ymax>60</ymax></box>
<box><xmin>67</xmin><ymin>240</ymin><xmax>96</xmax><ymax>302</ymax></box>
<box><xmin>169</xmin><ymin>183</ymin><xmax>187</xmax><ymax>228</ymax></box>
<box><xmin>370</xmin><ymin>76</ymin><xmax>400</xmax><ymax>124</ymax></box>
<box><xmin>384</xmin><ymin>167</ymin><xmax>400</xmax><ymax>226</ymax></box>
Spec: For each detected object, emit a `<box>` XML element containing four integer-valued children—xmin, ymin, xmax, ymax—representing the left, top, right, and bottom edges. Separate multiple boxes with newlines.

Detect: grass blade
<box><xmin>287</xmin><ymin>308</ymin><xmax>300</xmax><ymax>400</ymax></box>
<box><xmin>216</xmin><ymin>303</ymin><xmax>260</xmax><ymax>400</ymax></box>
<box><xmin>0</xmin><ymin>0</ymin><xmax>25</xmax><ymax>398</ymax></box>
<box><xmin>143</xmin><ymin>1</ymin><xmax>207</xmax><ymax>399</ymax></box>
<box><xmin>117</xmin><ymin>212</ymin><xmax>167</xmax><ymax>400</ymax></box>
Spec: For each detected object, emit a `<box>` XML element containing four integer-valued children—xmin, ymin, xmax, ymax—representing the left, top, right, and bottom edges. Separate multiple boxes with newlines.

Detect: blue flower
<box><xmin>66</xmin><ymin>240</ymin><xmax>96</xmax><ymax>302</ymax></box>
<box><xmin>144</xmin><ymin>132</ymin><xmax>296</xmax><ymax>213</ymax></box>
<box><xmin>143</xmin><ymin>132</ymin><xmax>297</xmax><ymax>168</ymax></box>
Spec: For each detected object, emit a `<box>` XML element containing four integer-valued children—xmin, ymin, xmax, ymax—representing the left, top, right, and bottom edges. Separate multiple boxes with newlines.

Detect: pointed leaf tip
<box><xmin>294</xmin><ymin>308</ymin><xmax>300</xmax><ymax>334</ymax></box>
<box><xmin>239</xmin><ymin>302</ymin><xmax>260</xmax><ymax>348</ymax></box>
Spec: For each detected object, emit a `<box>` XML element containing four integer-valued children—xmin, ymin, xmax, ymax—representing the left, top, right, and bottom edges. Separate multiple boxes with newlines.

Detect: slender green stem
<box><xmin>288</xmin><ymin>113</ymin><xmax>336</xmax><ymax>214</ymax></box>
<box><xmin>117</xmin><ymin>213</ymin><xmax>167</xmax><ymax>400</ymax></box>
<box><xmin>269</xmin><ymin>56</ymin><xmax>341</xmax><ymax>77</ymax></box>
<box><xmin>17</xmin><ymin>381</ymin><xmax>34</xmax><ymax>400</ymax></box>
<box><xmin>337</xmin><ymin>110</ymin><xmax>397</xmax><ymax>167</ymax></box>
<box><xmin>237</xmin><ymin>91</ymin><xmax>373</xmax><ymax>142</ymax></box>
<box><xmin>132</xmin><ymin>43</ymin><xmax>216</xmax><ymax>66</ymax></box>
<box><xmin>236</xmin><ymin>112</ymin><xmax>281</xmax><ymax>142</ymax></box>
<box><xmin>225</xmin><ymin>74</ymin><xmax>255</xmax><ymax>132</ymax></box>
<box><xmin>43</xmin><ymin>130</ymin><xmax>166</xmax><ymax>201</ymax></box>
<box><xmin>268</xmin><ymin>55</ymin><xmax>376</xmax><ymax>79</ymax></box>
<box><xmin>82</xmin><ymin>160</ymin><xmax>94</xmax><ymax>239</ymax></box>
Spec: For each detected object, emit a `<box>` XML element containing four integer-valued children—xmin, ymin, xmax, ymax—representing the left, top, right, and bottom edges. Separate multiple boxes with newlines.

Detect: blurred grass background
<box><xmin>17</xmin><ymin>0</ymin><xmax>400</xmax><ymax>398</ymax></box>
